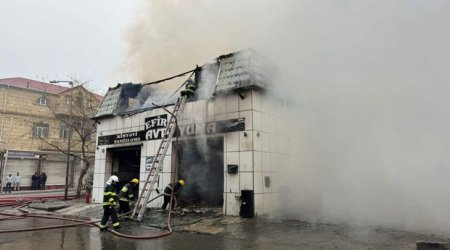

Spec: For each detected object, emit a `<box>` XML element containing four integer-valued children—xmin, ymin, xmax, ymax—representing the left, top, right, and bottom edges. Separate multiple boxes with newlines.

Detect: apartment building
<box><xmin>0</xmin><ymin>77</ymin><xmax>102</xmax><ymax>190</ymax></box>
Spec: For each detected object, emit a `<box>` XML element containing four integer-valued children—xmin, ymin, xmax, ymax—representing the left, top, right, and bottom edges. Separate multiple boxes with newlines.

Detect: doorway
<box><xmin>176</xmin><ymin>137</ymin><xmax>224</xmax><ymax>206</ymax></box>
<box><xmin>110</xmin><ymin>146</ymin><xmax>141</xmax><ymax>189</ymax></box>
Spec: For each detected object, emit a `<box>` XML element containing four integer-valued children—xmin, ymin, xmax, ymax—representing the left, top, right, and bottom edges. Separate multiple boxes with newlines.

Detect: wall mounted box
<box><xmin>228</xmin><ymin>164</ymin><xmax>238</xmax><ymax>174</ymax></box>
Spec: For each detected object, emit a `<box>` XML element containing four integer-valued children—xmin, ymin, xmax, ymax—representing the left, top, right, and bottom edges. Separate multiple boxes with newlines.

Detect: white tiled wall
<box><xmin>240</xmin><ymin>172</ymin><xmax>253</xmax><ymax>191</ymax></box>
<box><xmin>226</xmin><ymin>94</ymin><xmax>239</xmax><ymax>113</ymax></box>
<box><xmin>239</xmin><ymin>151</ymin><xmax>253</xmax><ymax>172</ymax></box>
<box><xmin>93</xmin><ymin>89</ymin><xmax>299</xmax><ymax>217</ymax></box>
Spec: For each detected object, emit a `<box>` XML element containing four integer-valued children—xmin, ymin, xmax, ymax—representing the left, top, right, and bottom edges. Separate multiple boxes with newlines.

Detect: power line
<box><xmin>141</xmin><ymin>68</ymin><xmax>196</xmax><ymax>86</ymax></box>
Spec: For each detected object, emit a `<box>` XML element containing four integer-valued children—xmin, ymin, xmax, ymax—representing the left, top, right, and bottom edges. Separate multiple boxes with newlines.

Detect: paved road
<box><xmin>0</xmin><ymin>212</ymin><xmax>444</xmax><ymax>250</ymax></box>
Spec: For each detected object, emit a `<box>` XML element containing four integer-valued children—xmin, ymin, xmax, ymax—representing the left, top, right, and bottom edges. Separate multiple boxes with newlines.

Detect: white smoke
<box><xmin>126</xmin><ymin>0</ymin><xmax>450</xmax><ymax>235</ymax></box>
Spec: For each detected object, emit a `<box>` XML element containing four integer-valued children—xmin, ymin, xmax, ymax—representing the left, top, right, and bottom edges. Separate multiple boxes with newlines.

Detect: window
<box><xmin>32</xmin><ymin>123</ymin><xmax>49</xmax><ymax>138</ymax></box>
<box><xmin>76</xmin><ymin>96</ymin><xmax>83</xmax><ymax>108</ymax></box>
<box><xmin>36</xmin><ymin>97</ymin><xmax>48</xmax><ymax>106</ymax></box>
<box><xmin>83</xmin><ymin>128</ymin><xmax>92</xmax><ymax>141</ymax></box>
<box><xmin>65</xmin><ymin>95</ymin><xmax>72</xmax><ymax>105</ymax></box>
<box><xmin>74</xmin><ymin>120</ymin><xmax>83</xmax><ymax>129</ymax></box>
<box><xmin>59</xmin><ymin>124</ymin><xmax>71</xmax><ymax>139</ymax></box>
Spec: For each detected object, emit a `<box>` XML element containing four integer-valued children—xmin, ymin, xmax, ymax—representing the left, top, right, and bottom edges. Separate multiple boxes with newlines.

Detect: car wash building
<box><xmin>92</xmin><ymin>49</ymin><xmax>297</xmax><ymax>216</ymax></box>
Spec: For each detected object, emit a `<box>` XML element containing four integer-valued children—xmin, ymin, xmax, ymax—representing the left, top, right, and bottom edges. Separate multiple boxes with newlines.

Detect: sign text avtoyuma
<box><xmin>97</xmin><ymin>115</ymin><xmax>245</xmax><ymax>146</ymax></box>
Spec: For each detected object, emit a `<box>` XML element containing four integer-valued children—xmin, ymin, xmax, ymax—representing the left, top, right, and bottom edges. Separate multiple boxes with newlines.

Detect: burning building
<box><xmin>92</xmin><ymin>49</ymin><xmax>297</xmax><ymax>216</ymax></box>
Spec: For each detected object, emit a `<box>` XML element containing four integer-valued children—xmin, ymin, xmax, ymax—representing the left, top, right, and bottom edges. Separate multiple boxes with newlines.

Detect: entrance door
<box><xmin>177</xmin><ymin>137</ymin><xmax>224</xmax><ymax>206</ymax></box>
<box><xmin>110</xmin><ymin>146</ymin><xmax>141</xmax><ymax>189</ymax></box>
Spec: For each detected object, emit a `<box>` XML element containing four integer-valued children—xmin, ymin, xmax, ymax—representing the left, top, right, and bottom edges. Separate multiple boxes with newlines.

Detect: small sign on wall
<box><xmin>145</xmin><ymin>156</ymin><xmax>154</xmax><ymax>172</ymax></box>
<box><xmin>145</xmin><ymin>155</ymin><xmax>161</xmax><ymax>186</ymax></box>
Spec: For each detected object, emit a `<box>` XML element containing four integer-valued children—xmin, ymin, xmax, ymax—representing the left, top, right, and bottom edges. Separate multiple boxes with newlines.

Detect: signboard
<box><xmin>179</xmin><ymin>118</ymin><xmax>245</xmax><ymax>137</ymax></box>
<box><xmin>145</xmin><ymin>156</ymin><xmax>154</xmax><ymax>172</ymax></box>
<box><xmin>145</xmin><ymin>156</ymin><xmax>162</xmax><ymax>186</ymax></box>
<box><xmin>7</xmin><ymin>151</ymin><xmax>39</xmax><ymax>159</ymax></box>
<box><xmin>97</xmin><ymin>116</ymin><xmax>245</xmax><ymax>146</ymax></box>
<box><xmin>144</xmin><ymin>114</ymin><xmax>167</xmax><ymax>140</ymax></box>
<box><xmin>97</xmin><ymin>131</ymin><xmax>146</xmax><ymax>146</ymax></box>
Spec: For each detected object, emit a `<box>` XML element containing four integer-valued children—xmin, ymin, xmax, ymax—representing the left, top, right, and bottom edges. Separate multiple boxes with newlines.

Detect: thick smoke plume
<box><xmin>126</xmin><ymin>0</ymin><xmax>450</xmax><ymax>235</ymax></box>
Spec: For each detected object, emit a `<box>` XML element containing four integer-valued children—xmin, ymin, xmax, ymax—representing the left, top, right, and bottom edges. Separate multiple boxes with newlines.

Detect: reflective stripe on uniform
<box><xmin>104</xmin><ymin>192</ymin><xmax>116</xmax><ymax>196</ymax></box>
<box><xmin>112</xmin><ymin>222</ymin><xmax>120</xmax><ymax>227</ymax></box>
<box><xmin>99</xmin><ymin>224</ymin><xmax>106</xmax><ymax>228</ymax></box>
<box><xmin>119</xmin><ymin>197</ymin><xmax>129</xmax><ymax>202</ymax></box>
<box><xmin>121</xmin><ymin>186</ymin><xmax>128</xmax><ymax>192</ymax></box>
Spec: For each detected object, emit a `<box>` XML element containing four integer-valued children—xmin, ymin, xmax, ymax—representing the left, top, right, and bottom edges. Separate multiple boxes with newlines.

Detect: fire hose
<box><xmin>0</xmin><ymin>72</ymin><xmax>189</xmax><ymax>239</ymax></box>
<box><xmin>0</xmin><ymin>193</ymin><xmax>175</xmax><ymax>239</ymax></box>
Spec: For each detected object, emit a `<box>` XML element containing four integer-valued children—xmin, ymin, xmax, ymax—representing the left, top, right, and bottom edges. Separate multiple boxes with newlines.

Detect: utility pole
<box><xmin>1</xmin><ymin>117</ymin><xmax>13</xmax><ymax>191</ymax></box>
<box><xmin>50</xmin><ymin>80</ymin><xmax>73</xmax><ymax>200</ymax></box>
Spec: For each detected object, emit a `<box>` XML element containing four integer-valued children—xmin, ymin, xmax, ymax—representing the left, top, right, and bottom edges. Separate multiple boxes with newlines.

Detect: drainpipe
<box><xmin>0</xmin><ymin>85</ymin><xmax>10</xmax><ymax>141</ymax></box>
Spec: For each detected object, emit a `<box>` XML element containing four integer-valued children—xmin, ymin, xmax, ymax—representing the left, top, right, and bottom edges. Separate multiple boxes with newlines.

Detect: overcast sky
<box><xmin>0</xmin><ymin>0</ymin><xmax>139</xmax><ymax>94</ymax></box>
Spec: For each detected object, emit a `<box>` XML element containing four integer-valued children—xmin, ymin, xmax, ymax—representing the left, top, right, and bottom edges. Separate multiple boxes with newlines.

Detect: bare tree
<box><xmin>37</xmin><ymin>80</ymin><xmax>101</xmax><ymax>198</ymax></box>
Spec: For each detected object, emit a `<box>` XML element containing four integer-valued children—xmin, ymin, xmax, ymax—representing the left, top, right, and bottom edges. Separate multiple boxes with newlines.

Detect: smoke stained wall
<box><xmin>126</xmin><ymin>0</ymin><xmax>450</xmax><ymax>234</ymax></box>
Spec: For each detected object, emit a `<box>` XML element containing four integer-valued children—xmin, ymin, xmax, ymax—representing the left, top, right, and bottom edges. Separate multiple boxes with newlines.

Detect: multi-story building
<box><xmin>0</xmin><ymin>77</ymin><xmax>102</xmax><ymax>190</ymax></box>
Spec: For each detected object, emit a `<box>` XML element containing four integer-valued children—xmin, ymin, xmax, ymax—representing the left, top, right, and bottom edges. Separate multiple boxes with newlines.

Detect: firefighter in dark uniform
<box><xmin>180</xmin><ymin>79</ymin><xmax>197</xmax><ymax>98</ymax></box>
<box><xmin>118</xmin><ymin>178</ymin><xmax>139</xmax><ymax>215</ymax></box>
<box><xmin>99</xmin><ymin>175</ymin><xmax>121</xmax><ymax>231</ymax></box>
<box><xmin>160</xmin><ymin>179</ymin><xmax>185</xmax><ymax>210</ymax></box>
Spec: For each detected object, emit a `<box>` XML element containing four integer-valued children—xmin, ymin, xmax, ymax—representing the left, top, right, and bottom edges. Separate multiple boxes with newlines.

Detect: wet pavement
<box><xmin>2</xmin><ymin>210</ymin><xmax>448</xmax><ymax>249</ymax></box>
<box><xmin>1</xmin><ymin>197</ymin><xmax>449</xmax><ymax>249</ymax></box>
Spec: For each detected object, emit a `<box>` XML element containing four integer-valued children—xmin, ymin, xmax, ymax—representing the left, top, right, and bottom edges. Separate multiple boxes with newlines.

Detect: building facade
<box><xmin>92</xmin><ymin>50</ymin><xmax>298</xmax><ymax>216</ymax></box>
<box><xmin>0</xmin><ymin>78</ymin><xmax>102</xmax><ymax>190</ymax></box>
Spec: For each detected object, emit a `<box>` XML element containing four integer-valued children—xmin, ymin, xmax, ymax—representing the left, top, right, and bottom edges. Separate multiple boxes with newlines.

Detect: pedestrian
<box><xmin>40</xmin><ymin>172</ymin><xmax>47</xmax><ymax>190</ymax></box>
<box><xmin>36</xmin><ymin>173</ymin><xmax>42</xmax><ymax>190</ymax></box>
<box><xmin>159</xmin><ymin>179</ymin><xmax>185</xmax><ymax>211</ymax></box>
<box><xmin>13</xmin><ymin>172</ymin><xmax>21</xmax><ymax>191</ymax></box>
<box><xmin>5</xmin><ymin>174</ymin><xmax>13</xmax><ymax>193</ymax></box>
<box><xmin>118</xmin><ymin>178</ymin><xmax>139</xmax><ymax>216</ymax></box>
<box><xmin>31</xmin><ymin>172</ymin><xmax>39</xmax><ymax>190</ymax></box>
<box><xmin>99</xmin><ymin>175</ymin><xmax>121</xmax><ymax>231</ymax></box>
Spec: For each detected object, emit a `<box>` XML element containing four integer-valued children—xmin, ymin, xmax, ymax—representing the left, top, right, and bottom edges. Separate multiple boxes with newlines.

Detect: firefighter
<box><xmin>118</xmin><ymin>178</ymin><xmax>139</xmax><ymax>215</ymax></box>
<box><xmin>160</xmin><ymin>179</ymin><xmax>185</xmax><ymax>211</ymax></box>
<box><xmin>180</xmin><ymin>79</ymin><xmax>197</xmax><ymax>99</ymax></box>
<box><xmin>99</xmin><ymin>175</ymin><xmax>121</xmax><ymax>231</ymax></box>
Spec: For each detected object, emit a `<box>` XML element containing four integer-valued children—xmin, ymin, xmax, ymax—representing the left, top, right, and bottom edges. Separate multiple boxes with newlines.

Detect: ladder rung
<box><xmin>132</xmin><ymin>97</ymin><xmax>186</xmax><ymax>221</ymax></box>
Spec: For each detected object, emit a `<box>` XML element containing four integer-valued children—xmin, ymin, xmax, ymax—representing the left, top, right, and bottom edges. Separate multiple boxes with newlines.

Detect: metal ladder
<box><xmin>131</xmin><ymin>96</ymin><xmax>187</xmax><ymax>221</ymax></box>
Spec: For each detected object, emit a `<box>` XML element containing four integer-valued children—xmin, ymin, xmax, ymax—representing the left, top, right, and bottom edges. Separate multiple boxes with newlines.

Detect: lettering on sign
<box><xmin>7</xmin><ymin>151</ymin><xmax>39</xmax><ymax>159</ymax></box>
<box><xmin>97</xmin><ymin>116</ymin><xmax>245</xmax><ymax>146</ymax></box>
<box><xmin>145</xmin><ymin>115</ymin><xmax>168</xmax><ymax>140</ymax></box>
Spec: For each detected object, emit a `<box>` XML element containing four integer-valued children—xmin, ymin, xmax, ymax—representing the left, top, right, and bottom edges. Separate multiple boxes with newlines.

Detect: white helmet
<box><xmin>107</xmin><ymin>175</ymin><xmax>119</xmax><ymax>185</ymax></box>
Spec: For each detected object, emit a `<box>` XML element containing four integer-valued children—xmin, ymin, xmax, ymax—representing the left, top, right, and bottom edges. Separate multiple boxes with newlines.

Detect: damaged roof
<box><xmin>214</xmin><ymin>49</ymin><xmax>273</xmax><ymax>94</ymax></box>
<box><xmin>94</xmin><ymin>49</ymin><xmax>274</xmax><ymax>119</ymax></box>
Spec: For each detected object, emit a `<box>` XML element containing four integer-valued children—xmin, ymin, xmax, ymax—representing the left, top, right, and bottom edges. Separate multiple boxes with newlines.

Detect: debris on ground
<box><xmin>28</xmin><ymin>200</ymin><xmax>71</xmax><ymax>211</ymax></box>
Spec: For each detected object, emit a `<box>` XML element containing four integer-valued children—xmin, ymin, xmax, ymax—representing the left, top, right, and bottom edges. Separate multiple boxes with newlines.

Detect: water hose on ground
<box><xmin>0</xmin><ymin>193</ymin><xmax>174</xmax><ymax>239</ymax></box>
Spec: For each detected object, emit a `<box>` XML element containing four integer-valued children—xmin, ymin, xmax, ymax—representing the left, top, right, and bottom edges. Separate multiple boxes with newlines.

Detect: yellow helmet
<box><xmin>131</xmin><ymin>178</ymin><xmax>139</xmax><ymax>184</ymax></box>
<box><xmin>178</xmin><ymin>179</ymin><xmax>185</xmax><ymax>186</ymax></box>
